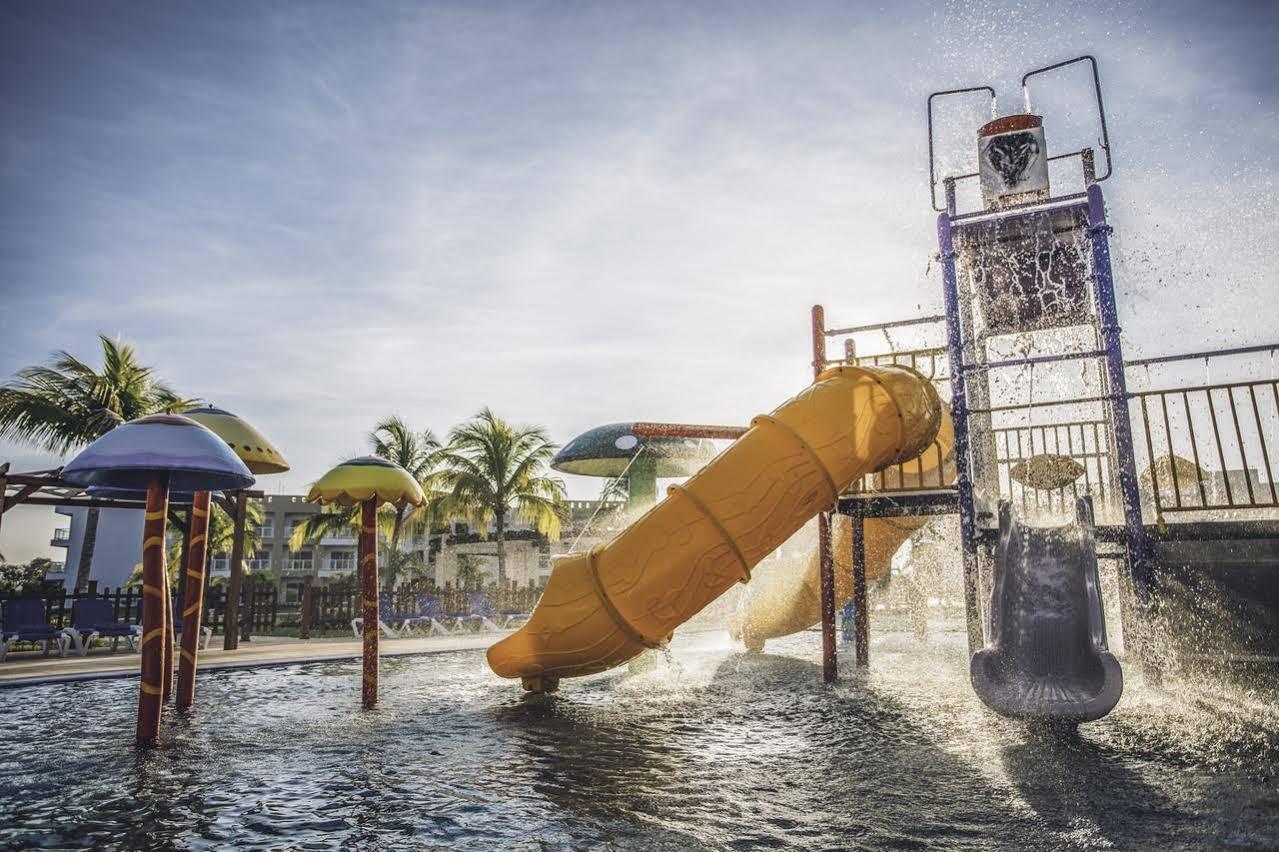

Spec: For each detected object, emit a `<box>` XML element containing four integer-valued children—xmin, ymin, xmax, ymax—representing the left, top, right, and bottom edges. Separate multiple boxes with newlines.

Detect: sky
<box><xmin>2</xmin><ymin>0</ymin><xmax>1277</xmax><ymax>561</ymax></box>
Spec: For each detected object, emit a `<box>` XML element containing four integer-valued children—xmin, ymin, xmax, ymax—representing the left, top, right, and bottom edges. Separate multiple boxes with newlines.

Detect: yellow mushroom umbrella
<box><xmin>307</xmin><ymin>457</ymin><xmax>425</xmax><ymax>708</ymax></box>
<box><xmin>179</xmin><ymin>407</ymin><xmax>290</xmax><ymax>705</ymax></box>
<box><xmin>185</xmin><ymin>406</ymin><xmax>289</xmax><ymax>475</ymax></box>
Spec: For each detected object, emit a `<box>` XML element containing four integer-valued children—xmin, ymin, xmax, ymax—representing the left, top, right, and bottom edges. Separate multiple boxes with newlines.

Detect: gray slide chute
<box><xmin>971</xmin><ymin>497</ymin><xmax>1123</xmax><ymax>723</ymax></box>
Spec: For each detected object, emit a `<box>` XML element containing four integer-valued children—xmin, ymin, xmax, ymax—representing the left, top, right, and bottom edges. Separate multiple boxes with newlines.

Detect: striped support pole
<box><xmin>162</xmin><ymin>538</ymin><xmax>175</xmax><ymax>703</ymax></box>
<box><xmin>137</xmin><ymin>472</ymin><xmax>171</xmax><ymax>746</ymax></box>
<box><xmin>360</xmin><ymin>499</ymin><xmax>379</xmax><ymax>709</ymax></box>
<box><xmin>176</xmin><ymin>491</ymin><xmax>211</xmax><ymax>709</ymax></box>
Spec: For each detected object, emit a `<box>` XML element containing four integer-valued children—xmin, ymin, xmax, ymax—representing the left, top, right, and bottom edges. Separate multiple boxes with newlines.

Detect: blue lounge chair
<box><xmin>62</xmin><ymin>598</ymin><xmax>143</xmax><ymax>656</ymax></box>
<box><xmin>405</xmin><ymin>594</ymin><xmax>454</xmax><ymax>636</ymax></box>
<box><xmin>169</xmin><ymin>599</ymin><xmax>212</xmax><ymax>651</ymax></box>
<box><xmin>466</xmin><ymin>594</ymin><xmax>503</xmax><ymax>631</ymax></box>
<box><xmin>351</xmin><ymin>594</ymin><xmax>413</xmax><ymax>639</ymax></box>
<box><xmin>1</xmin><ymin>597</ymin><xmax>68</xmax><ymax>661</ymax></box>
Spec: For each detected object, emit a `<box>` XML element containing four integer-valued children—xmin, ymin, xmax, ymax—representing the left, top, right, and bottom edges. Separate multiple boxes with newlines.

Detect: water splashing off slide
<box><xmin>731</xmin><ymin>410</ymin><xmax>953</xmax><ymax>652</ymax></box>
<box><xmin>487</xmin><ymin>365</ymin><xmax>944</xmax><ymax>691</ymax></box>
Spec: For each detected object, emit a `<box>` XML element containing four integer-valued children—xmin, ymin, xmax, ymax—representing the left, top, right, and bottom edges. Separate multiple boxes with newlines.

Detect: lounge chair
<box><xmin>350</xmin><ymin>594</ymin><xmax>413</xmax><ymax>639</ymax></box>
<box><xmin>62</xmin><ymin>598</ymin><xmax>143</xmax><ymax>656</ymax></box>
<box><xmin>466</xmin><ymin>594</ymin><xmax>503</xmax><ymax>631</ymax></box>
<box><xmin>405</xmin><ymin>594</ymin><xmax>454</xmax><ymax>636</ymax></box>
<box><xmin>1</xmin><ymin>597</ymin><xmax>68</xmax><ymax>661</ymax></box>
<box><xmin>170</xmin><ymin>604</ymin><xmax>212</xmax><ymax>651</ymax></box>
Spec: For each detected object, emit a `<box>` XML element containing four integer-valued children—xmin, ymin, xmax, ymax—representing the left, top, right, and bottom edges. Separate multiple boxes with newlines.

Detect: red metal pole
<box><xmin>137</xmin><ymin>472</ymin><xmax>170</xmax><ymax>746</ymax></box>
<box><xmin>630</xmin><ymin>423</ymin><xmax>748</xmax><ymax>440</ymax></box>
<box><xmin>176</xmin><ymin>491</ymin><xmax>211</xmax><ymax>709</ymax></box>
<box><xmin>360</xmin><ymin>498</ymin><xmax>379</xmax><ymax>708</ymax></box>
<box><xmin>812</xmin><ymin>304</ymin><xmax>838</xmax><ymax>683</ymax></box>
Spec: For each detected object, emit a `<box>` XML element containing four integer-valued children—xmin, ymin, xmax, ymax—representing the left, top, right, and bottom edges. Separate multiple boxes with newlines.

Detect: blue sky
<box><xmin>2</xmin><ymin>0</ymin><xmax>1276</xmax><ymax>560</ymax></box>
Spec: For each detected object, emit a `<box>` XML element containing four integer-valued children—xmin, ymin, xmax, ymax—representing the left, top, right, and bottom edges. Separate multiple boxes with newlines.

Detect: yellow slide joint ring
<box><xmin>586</xmin><ymin>547</ymin><xmax>662</xmax><ymax>650</ymax></box>
<box><xmin>666</xmin><ymin>484</ymin><xmax>751</xmax><ymax>583</ymax></box>
<box><xmin>751</xmin><ymin>414</ymin><xmax>840</xmax><ymax>510</ymax></box>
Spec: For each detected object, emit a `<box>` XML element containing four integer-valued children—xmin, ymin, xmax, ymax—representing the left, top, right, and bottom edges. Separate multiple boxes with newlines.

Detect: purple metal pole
<box><xmin>938</xmin><ymin>212</ymin><xmax>985</xmax><ymax>655</ymax></box>
<box><xmin>1085</xmin><ymin>184</ymin><xmax>1156</xmax><ymax>674</ymax></box>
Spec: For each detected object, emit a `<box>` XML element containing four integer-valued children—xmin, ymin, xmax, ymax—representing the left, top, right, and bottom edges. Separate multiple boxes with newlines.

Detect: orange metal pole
<box><xmin>630</xmin><ymin>423</ymin><xmax>748</xmax><ymax>440</ymax></box>
<box><xmin>812</xmin><ymin>304</ymin><xmax>838</xmax><ymax>683</ymax></box>
<box><xmin>360</xmin><ymin>498</ymin><xmax>379</xmax><ymax>708</ymax></box>
<box><xmin>176</xmin><ymin>491</ymin><xmax>211</xmax><ymax>709</ymax></box>
<box><xmin>137</xmin><ymin>472</ymin><xmax>170</xmax><ymax>746</ymax></box>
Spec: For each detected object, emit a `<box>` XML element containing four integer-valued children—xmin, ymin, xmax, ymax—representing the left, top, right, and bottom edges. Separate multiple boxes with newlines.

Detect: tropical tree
<box><xmin>0</xmin><ymin>336</ymin><xmax>196</xmax><ymax>591</ymax></box>
<box><xmin>291</xmin><ymin>415</ymin><xmax>453</xmax><ymax>587</ymax></box>
<box><xmin>0</xmin><ymin>557</ymin><xmax>56</xmax><ymax>594</ymax></box>
<box><xmin>369</xmin><ymin>416</ymin><xmax>449</xmax><ymax>552</ymax></box>
<box><xmin>440</xmin><ymin>408</ymin><xmax>568</xmax><ymax>586</ymax></box>
<box><xmin>453</xmin><ymin>553</ymin><xmax>486</xmax><ymax>592</ymax></box>
<box><xmin>129</xmin><ymin>499</ymin><xmax>265</xmax><ymax>589</ymax></box>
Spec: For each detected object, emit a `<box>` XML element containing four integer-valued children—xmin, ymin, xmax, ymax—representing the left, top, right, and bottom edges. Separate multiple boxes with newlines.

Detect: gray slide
<box><xmin>971</xmin><ymin>497</ymin><xmax>1123</xmax><ymax>723</ymax></box>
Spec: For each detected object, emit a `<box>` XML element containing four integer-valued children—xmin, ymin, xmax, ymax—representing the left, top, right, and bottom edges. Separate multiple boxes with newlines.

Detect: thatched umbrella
<box><xmin>1140</xmin><ymin>454</ymin><xmax>1207</xmax><ymax>493</ymax></box>
<box><xmin>61</xmin><ymin>414</ymin><xmax>254</xmax><ymax>746</ymax></box>
<box><xmin>307</xmin><ymin>457</ymin><xmax>424</xmax><ymax>708</ymax></box>
<box><xmin>1009</xmin><ymin>453</ymin><xmax>1086</xmax><ymax>491</ymax></box>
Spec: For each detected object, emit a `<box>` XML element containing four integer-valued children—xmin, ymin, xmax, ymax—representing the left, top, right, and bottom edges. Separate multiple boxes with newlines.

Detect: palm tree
<box><xmin>440</xmin><ymin>408</ymin><xmax>568</xmax><ymax>586</ymax></box>
<box><xmin>369</xmin><ymin>416</ymin><xmax>448</xmax><ymax>552</ymax></box>
<box><xmin>292</xmin><ymin>416</ymin><xmax>454</xmax><ymax>590</ymax></box>
<box><xmin>0</xmin><ymin>336</ymin><xmax>196</xmax><ymax>591</ymax></box>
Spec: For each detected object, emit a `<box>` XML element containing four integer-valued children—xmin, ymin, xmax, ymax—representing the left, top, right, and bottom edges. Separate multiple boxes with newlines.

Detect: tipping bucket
<box><xmin>977</xmin><ymin>114</ymin><xmax>1049</xmax><ymax>208</ymax></box>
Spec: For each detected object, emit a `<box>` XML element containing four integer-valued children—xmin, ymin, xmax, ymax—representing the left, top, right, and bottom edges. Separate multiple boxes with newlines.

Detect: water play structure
<box><xmin>489</xmin><ymin>56</ymin><xmax>1279</xmax><ymax>723</ymax></box>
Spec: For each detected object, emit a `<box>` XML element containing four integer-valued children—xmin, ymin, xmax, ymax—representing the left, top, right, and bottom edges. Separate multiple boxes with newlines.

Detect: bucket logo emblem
<box><xmin>984</xmin><ymin>131</ymin><xmax>1041</xmax><ymax>188</ymax></box>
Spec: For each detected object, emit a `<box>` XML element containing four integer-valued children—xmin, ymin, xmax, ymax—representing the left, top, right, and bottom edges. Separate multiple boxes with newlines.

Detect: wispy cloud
<box><xmin>1</xmin><ymin>0</ymin><xmax>1276</xmax><ymax>559</ymax></box>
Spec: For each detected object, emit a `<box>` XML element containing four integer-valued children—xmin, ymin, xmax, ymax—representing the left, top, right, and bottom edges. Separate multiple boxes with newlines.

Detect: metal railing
<box><xmin>1133</xmin><ymin>379</ymin><xmax>1278</xmax><ymax>516</ymax></box>
<box><xmin>994</xmin><ymin>419</ymin><xmax>1113</xmax><ymax>513</ymax></box>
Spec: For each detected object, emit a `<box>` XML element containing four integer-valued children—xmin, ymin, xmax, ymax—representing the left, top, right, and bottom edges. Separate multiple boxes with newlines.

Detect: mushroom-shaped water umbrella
<box><xmin>178</xmin><ymin>407</ymin><xmax>289</xmax><ymax>701</ymax></box>
<box><xmin>551</xmin><ymin>423</ymin><xmax>721</xmax><ymax>511</ymax></box>
<box><xmin>306</xmin><ymin>457</ymin><xmax>424</xmax><ymax>708</ymax></box>
<box><xmin>184</xmin><ymin>404</ymin><xmax>289</xmax><ymax>649</ymax></box>
<box><xmin>61</xmin><ymin>414</ymin><xmax>254</xmax><ymax>746</ymax></box>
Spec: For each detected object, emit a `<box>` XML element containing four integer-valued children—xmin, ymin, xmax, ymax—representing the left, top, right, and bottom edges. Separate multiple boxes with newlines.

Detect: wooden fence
<box><xmin>2</xmin><ymin>579</ymin><xmax>543</xmax><ymax>640</ymax></box>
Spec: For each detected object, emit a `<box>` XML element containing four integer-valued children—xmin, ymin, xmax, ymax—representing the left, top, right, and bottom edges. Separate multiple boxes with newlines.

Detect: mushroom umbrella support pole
<box><xmin>551</xmin><ymin>423</ymin><xmax>722</xmax><ymax>514</ymax></box>
<box><xmin>181</xmin><ymin>407</ymin><xmax>289</xmax><ymax>704</ymax></box>
<box><xmin>60</xmin><ymin>414</ymin><xmax>254</xmax><ymax>746</ymax></box>
<box><xmin>306</xmin><ymin>457</ymin><xmax>425</xmax><ymax>709</ymax></box>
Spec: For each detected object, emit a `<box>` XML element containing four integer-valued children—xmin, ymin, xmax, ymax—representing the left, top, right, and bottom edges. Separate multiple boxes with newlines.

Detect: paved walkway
<box><xmin>0</xmin><ymin>631</ymin><xmax>508</xmax><ymax>688</ymax></box>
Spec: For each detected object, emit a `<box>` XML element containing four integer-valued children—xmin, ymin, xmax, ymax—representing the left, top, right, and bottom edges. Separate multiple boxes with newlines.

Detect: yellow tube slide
<box><xmin>487</xmin><ymin>365</ymin><xmax>943</xmax><ymax>691</ymax></box>
<box><xmin>731</xmin><ymin>409</ymin><xmax>954</xmax><ymax>651</ymax></box>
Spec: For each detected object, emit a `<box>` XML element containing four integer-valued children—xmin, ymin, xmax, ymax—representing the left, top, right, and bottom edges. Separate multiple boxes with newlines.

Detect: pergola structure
<box><xmin>0</xmin><ymin>463</ymin><xmax>264</xmax><ymax>631</ymax></box>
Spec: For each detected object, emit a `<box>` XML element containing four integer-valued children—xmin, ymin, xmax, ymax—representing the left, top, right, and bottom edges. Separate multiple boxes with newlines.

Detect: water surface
<box><xmin>1</xmin><ymin>628</ymin><xmax>1275</xmax><ymax>850</ymax></box>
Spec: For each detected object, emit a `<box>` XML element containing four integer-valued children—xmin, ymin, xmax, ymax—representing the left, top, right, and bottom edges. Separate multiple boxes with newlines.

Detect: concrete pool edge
<box><xmin>0</xmin><ymin>632</ymin><xmax>512</xmax><ymax>690</ymax></box>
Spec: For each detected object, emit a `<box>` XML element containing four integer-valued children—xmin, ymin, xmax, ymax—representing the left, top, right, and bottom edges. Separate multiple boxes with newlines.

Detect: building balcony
<box><xmin>318</xmin><ymin>562</ymin><xmax>354</xmax><ymax>577</ymax></box>
<box><xmin>50</xmin><ymin>528</ymin><xmax>71</xmax><ymax>548</ymax></box>
<box><xmin>320</xmin><ymin>532</ymin><xmax>356</xmax><ymax>545</ymax></box>
<box><xmin>285</xmin><ymin>559</ymin><xmax>314</xmax><ymax>575</ymax></box>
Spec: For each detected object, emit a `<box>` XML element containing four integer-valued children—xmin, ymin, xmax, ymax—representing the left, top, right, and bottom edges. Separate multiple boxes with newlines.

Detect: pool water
<box><xmin>1</xmin><ymin>628</ymin><xmax>1276</xmax><ymax>850</ymax></box>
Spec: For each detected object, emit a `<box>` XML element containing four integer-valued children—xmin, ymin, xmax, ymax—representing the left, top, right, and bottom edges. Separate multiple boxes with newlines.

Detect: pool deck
<box><xmin>0</xmin><ymin>631</ymin><xmax>510</xmax><ymax>688</ymax></box>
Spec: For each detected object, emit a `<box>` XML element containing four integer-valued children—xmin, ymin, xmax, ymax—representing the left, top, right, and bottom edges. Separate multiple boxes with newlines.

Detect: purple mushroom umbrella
<box><xmin>61</xmin><ymin>413</ymin><xmax>253</xmax><ymax>746</ymax></box>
